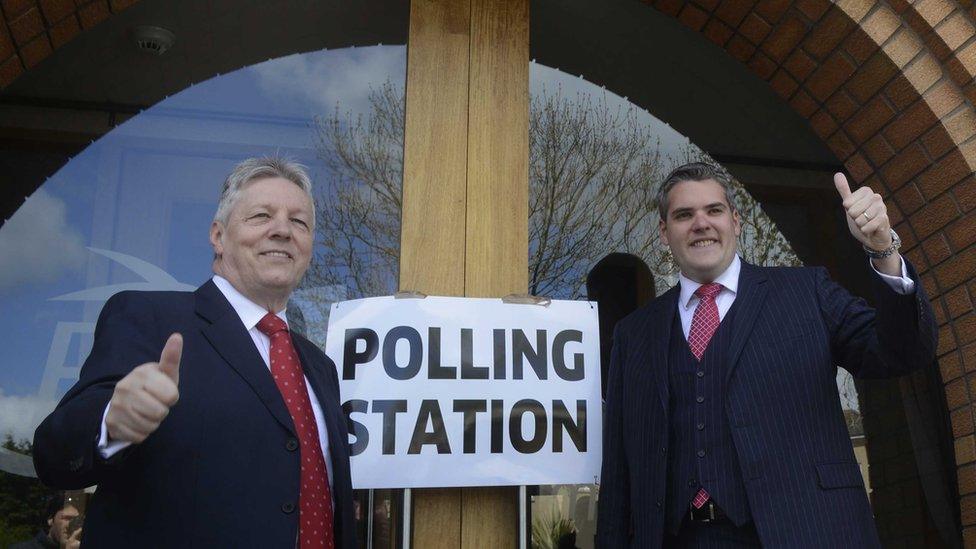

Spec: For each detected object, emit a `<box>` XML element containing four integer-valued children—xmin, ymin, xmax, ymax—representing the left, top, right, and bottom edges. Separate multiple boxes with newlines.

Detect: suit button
<box><xmin>696</xmin><ymin>396</ymin><xmax>704</xmax><ymax>403</ymax></box>
<box><xmin>697</xmin><ymin>422</ymin><xmax>705</xmax><ymax>430</ymax></box>
<box><xmin>282</xmin><ymin>502</ymin><xmax>295</xmax><ymax>514</ymax></box>
<box><xmin>286</xmin><ymin>438</ymin><xmax>299</xmax><ymax>451</ymax></box>
<box><xmin>655</xmin><ymin>501</ymin><xmax>662</xmax><ymax>509</ymax></box>
<box><xmin>661</xmin><ymin>447</ymin><xmax>667</xmax><ymax>455</ymax></box>
<box><xmin>697</xmin><ymin>450</ymin><xmax>706</xmax><ymax>458</ymax></box>
<box><xmin>696</xmin><ymin>371</ymin><xmax>704</xmax><ymax>378</ymax></box>
<box><xmin>688</xmin><ymin>479</ymin><xmax>697</xmax><ymax>487</ymax></box>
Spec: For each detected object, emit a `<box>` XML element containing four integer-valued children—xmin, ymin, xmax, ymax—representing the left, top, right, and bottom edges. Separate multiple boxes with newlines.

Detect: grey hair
<box><xmin>656</xmin><ymin>161</ymin><xmax>737</xmax><ymax>221</ymax></box>
<box><xmin>213</xmin><ymin>156</ymin><xmax>315</xmax><ymax>227</ymax></box>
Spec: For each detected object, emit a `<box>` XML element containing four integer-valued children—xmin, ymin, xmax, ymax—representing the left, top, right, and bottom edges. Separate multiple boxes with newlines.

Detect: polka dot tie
<box><xmin>257</xmin><ymin>313</ymin><xmax>335</xmax><ymax>549</ymax></box>
<box><xmin>687</xmin><ymin>282</ymin><xmax>723</xmax><ymax>510</ymax></box>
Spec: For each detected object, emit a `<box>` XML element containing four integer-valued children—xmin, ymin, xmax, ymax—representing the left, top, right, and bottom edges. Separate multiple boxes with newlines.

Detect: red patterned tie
<box><xmin>257</xmin><ymin>313</ymin><xmax>335</xmax><ymax>549</ymax></box>
<box><xmin>688</xmin><ymin>282</ymin><xmax>722</xmax><ymax>360</ymax></box>
<box><xmin>688</xmin><ymin>282</ymin><xmax>723</xmax><ymax>509</ymax></box>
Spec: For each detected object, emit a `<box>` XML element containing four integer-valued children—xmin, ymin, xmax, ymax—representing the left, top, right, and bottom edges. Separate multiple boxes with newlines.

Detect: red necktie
<box><xmin>687</xmin><ymin>282</ymin><xmax>723</xmax><ymax>509</ymax></box>
<box><xmin>688</xmin><ymin>283</ymin><xmax>722</xmax><ymax>360</ymax></box>
<box><xmin>257</xmin><ymin>313</ymin><xmax>335</xmax><ymax>549</ymax></box>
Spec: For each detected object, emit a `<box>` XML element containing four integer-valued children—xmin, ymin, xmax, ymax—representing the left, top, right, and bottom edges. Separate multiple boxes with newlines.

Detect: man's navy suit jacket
<box><xmin>33</xmin><ymin>280</ymin><xmax>357</xmax><ymax>548</ymax></box>
<box><xmin>596</xmin><ymin>262</ymin><xmax>936</xmax><ymax>548</ymax></box>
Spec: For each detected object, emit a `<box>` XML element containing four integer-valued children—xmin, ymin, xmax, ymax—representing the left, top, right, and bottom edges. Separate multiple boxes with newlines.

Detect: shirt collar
<box><xmin>678</xmin><ymin>255</ymin><xmax>741</xmax><ymax>311</ymax></box>
<box><xmin>211</xmin><ymin>275</ymin><xmax>288</xmax><ymax>331</ymax></box>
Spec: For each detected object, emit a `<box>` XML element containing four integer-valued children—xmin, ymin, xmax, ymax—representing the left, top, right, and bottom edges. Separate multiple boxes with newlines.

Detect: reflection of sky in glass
<box><xmin>531</xmin><ymin>61</ymin><xmax>690</xmax><ymax>159</ymax></box>
<box><xmin>0</xmin><ymin>45</ymin><xmax>833</xmax><ymax>444</ymax></box>
<box><xmin>0</xmin><ymin>45</ymin><xmax>410</xmax><ymax>442</ymax></box>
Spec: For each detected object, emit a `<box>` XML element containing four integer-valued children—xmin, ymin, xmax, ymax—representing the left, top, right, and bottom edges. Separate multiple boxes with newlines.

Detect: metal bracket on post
<box><xmin>402</xmin><ymin>488</ymin><xmax>411</xmax><ymax>549</ymax></box>
<box><xmin>519</xmin><ymin>485</ymin><xmax>528</xmax><ymax>549</ymax></box>
<box><xmin>366</xmin><ymin>490</ymin><xmax>375</xmax><ymax>549</ymax></box>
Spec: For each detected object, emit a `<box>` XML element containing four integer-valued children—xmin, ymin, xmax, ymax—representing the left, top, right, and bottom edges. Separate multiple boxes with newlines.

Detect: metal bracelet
<box><xmin>862</xmin><ymin>228</ymin><xmax>901</xmax><ymax>259</ymax></box>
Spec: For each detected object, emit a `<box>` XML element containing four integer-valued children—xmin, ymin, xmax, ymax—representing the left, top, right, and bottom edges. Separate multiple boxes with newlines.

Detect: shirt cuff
<box><xmin>98</xmin><ymin>402</ymin><xmax>131</xmax><ymax>459</ymax></box>
<box><xmin>870</xmin><ymin>256</ymin><xmax>915</xmax><ymax>295</ymax></box>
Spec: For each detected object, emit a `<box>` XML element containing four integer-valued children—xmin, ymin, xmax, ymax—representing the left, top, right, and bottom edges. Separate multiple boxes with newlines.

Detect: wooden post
<box><xmin>400</xmin><ymin>0</ymin><xmax>528</xmax><ymax>546</ymax></box>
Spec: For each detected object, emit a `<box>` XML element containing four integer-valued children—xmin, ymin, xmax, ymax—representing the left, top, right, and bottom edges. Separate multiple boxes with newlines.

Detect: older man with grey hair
<box><xmin>33</xmin><ymin>157</ymin><xmax>357</xmax><ymax>549</ymax></box>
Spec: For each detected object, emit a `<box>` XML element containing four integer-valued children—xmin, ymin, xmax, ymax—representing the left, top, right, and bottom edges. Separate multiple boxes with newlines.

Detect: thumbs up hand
<box><xmin>834</xmin><ymin>173</ymin><xmax>895</xmax><ymax>251</ymax></box>
<box><xmin>834</xmin><ymin>173</ymin><xmax>902</xmax><ymax>275</ymax></box>
<box><xmin>105</xmin><ymin>333</ymin><xmax>182</xmax><ymax>444</ymax></box>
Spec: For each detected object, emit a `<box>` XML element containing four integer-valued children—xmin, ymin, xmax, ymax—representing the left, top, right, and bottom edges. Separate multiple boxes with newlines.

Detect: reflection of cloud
<box><xmin>251</xmin><ymin>46</ymin><xmax>406</xmax><ymax>117</ymax></box>
<box><xmin>530</xmin><ymin>62</ymin><xmax>690</xmax><ymax>159</ymax></box>
<box><xmin>0</xmin><ymin>388</ymin><xmax>56</xmax><ymax>444</ymax></box>
<box><xmin>0</xmin><ymin>189</ymin><xmax>86</xmax><ymax>291</ymax></box>
<box><xmin>50</xmin><ymin>247</ymin><xmax>195</xmax><ymax>302</ymax></box>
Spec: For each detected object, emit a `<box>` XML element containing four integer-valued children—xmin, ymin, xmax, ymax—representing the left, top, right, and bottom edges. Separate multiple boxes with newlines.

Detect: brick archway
<box><xmin>646</xmin><ymin>0</ymin><xmax>975</xmax><ymax>544</ymax></box>
<box><xmin>0</xmin><ymin>0</ymin><xmax>138</xmax><ymax>87</ymax></box>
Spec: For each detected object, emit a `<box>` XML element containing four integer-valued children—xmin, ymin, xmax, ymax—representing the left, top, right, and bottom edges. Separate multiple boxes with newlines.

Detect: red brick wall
<box><xmin>647</xmin><ymin>0</ymin><xmax>976</xmax><ymax>545</ymax></box>
<box><xmin>0</xmin><ymin>0</ymin><xmax>138</xmax><ymax>87</ymax></box>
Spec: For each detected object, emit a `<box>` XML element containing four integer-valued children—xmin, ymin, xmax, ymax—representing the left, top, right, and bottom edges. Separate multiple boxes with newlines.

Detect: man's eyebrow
<box><xmin>670</xmin><ymin>202</ymin><xmax>727</xmax><ymax>216</ymax></box>
<box><xmin>246</xmin><ymin>204</ymin><xmax>307</xmax><ymax>213</ymax></box>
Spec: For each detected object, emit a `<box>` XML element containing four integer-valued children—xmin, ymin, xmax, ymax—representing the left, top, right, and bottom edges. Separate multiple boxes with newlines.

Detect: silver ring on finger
<box><xmin>862</xmin><ymin>212</ymin><xmax>871</xmax><ymax>221</ymax></box>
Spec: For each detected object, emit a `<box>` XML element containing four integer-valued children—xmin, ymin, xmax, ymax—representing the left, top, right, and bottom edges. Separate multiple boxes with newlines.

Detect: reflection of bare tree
<box><xmin>527</xmin><ymin>91</ymin><xmax>665</xmax><ymax>298</ymax></box>
<box><xmin>307</xmin><ymin>81</ymin><xmax>800</xmax><ymax>301</ymax></box>
<box><xmin>839</xmin><ymin>371</ymin><xmax>863</xmax><ymax>434</ymax></box>
<box><xmin>305</xmin><ymin>81</ymin><xmax>404</xmax><ymax>298</ymax></box>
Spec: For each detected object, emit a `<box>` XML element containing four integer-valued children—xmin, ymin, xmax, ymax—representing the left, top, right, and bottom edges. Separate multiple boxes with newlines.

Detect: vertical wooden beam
<box><xmin>400</xmin><ymin>0</ymin><xmax>471</xmax><ymax>547</ymax></box>
<box><xmin>411</xmin><ymin>489</ymin><xmax>461</xmax><ymax>549</ymax></box>
<box><xmin>461</xmin><ymin>0</ymin><xmax>528</xmax><ymax>546</ymax></box>
<box><xmin>401</xmin><ymin>0</ymin><xmax>528</xmax><ymax>546</ymax></box>
<box><xmin>464</xmin><ymin>0</ymin><xmax>530</xmax><ymax>298</ymax></box>
<box><xmin>400</xmin><ymin>0</ymin><xmax>470</xmax><ymax>297</ymax></box>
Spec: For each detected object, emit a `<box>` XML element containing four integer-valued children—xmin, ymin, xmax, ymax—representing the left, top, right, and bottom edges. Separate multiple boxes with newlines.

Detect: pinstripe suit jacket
<box><xmin>596</xmin><ymin>261</ymin><xmax>936</xmax><ymax>548</ymax></box>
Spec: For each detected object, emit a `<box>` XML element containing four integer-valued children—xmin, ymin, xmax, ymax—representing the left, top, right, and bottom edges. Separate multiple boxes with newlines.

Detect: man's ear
<box><xmin>209</xmin><ymin>221</ymin><xmax>224</xmax><ymax>256</ymax></box>
<box><xmin>659</xmin><ymin>218</ymin><xmax>670</xmax><ymax>247</ymax></box>
<box><xmin>732</xmin><ymin>209</ymin><xmax>742</xmax><ymax>237</ymax></box>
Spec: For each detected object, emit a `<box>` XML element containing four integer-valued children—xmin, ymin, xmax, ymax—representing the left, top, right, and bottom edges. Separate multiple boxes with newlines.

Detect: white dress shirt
<box><xmin>98</xmin><ymin>276</ymin><xmax>333</xmax><ymax>490</ymax></box>
<box><xmin>677</xmin><ymin>255</ymin><xmax>915</xmax><ymax>339</ymax></box>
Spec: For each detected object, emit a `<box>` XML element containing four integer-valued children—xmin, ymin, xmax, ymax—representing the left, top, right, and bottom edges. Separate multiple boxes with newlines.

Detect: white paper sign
<box><xmin>325</xmin><ymin>296</ymin><xmax>602</xmax><ymax>489</ymax></box>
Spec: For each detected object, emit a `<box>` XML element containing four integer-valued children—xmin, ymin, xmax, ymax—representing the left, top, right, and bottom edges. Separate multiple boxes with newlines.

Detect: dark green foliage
<box><xmin>0</xmin><ymin>436</ymin><xmax>57</xmax><ymax>548</ymax></box>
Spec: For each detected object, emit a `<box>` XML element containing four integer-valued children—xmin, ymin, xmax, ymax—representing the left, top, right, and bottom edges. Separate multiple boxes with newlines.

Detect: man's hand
<box><xmin>834</xmin><ymin>173</ymin><xmax>901</xmax><ymax>275</ymax></box>
<box><xmin>62</xmin><ymin>526</ymin><xmax>82</xmax><ymax>549</ymax></box>
<box><xmin>105</xmin><ymin>333</ymin><xmax>182</xmax><ymax>444</ymax></box>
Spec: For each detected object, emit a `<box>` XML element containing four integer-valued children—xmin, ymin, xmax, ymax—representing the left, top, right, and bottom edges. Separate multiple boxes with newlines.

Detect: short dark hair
<box><xmin>656</xmin><ymin>161</ymin><xmax>737</xmax><ymax>220</ymax></box>
<box><xmin>44</xmin><ymin>492</ymin><xmax>66</xmax><ymax>521</ymax></box>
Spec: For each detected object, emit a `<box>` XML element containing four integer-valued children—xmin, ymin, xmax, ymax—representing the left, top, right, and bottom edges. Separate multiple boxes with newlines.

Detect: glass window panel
<box><xmin>0</xmin><ymin>45</ymin><xmax>406</xmax><ymax>549</ymax></box>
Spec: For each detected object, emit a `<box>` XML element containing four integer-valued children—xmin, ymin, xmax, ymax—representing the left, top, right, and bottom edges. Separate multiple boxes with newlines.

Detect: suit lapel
<box><xmin>194</xmin><ymin>281</ymin><xmax>295</xmax><ymax>434</ymax></box>
<box><xmin>650</xmin><ymin>286</ymin><xmax>679</xmax><ymax>413</ymax></box>
<box><xmin>294</xmin><ymin>336</ymin><xmax>353</xmax><ymax>535</ymax></box>
<box><xmin>293</xmin><ymin>338</ymin><xmax>346</xmax><ymax>464</ymax></box>
<box><xmin>725</xmin><ymin>262</ymin><xmax>768</xmax><ymax>384</ymax></box>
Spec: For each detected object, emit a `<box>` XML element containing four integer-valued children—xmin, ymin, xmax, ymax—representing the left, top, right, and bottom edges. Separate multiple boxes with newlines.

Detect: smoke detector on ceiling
<box><xmin>133</xmin><ymin>26</ymin><xmax>175</xmax><ymax>56</ymax></box>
